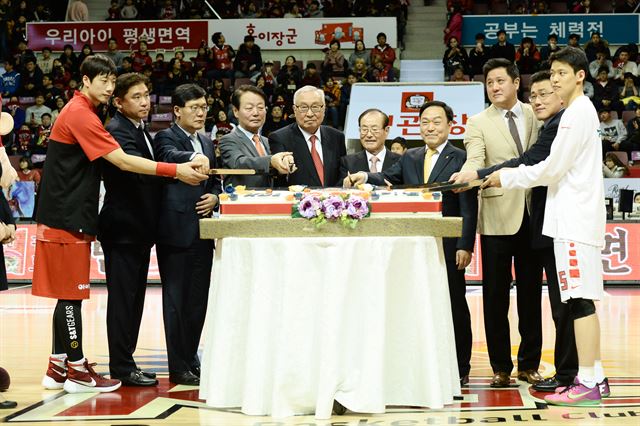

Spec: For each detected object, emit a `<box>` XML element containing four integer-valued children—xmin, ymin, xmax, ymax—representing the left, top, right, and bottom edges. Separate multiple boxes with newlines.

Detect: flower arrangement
<box><xmin>292</xmin><ymin>193</ymin><xmax>371</xmax><ymax>228</ymax></box>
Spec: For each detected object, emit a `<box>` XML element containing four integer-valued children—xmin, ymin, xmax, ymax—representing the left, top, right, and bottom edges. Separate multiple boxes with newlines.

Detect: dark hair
<box><xmin>172</xmin><ymin>83</ymin><xmax>207</xmax><ymax>107</ymax></box>
<box><xmin>597</xmin><ymin>65</ymin><xmax>610</xmax><ymax>75</ymax></box>
<box><xmin>419</xmin><ymin>100</ymin><xmax>454</xmax><ymax>122</ymax></box>
<box><xmin>244</xmin><ymin>35</ymin><xmax>255</xmax><ymax>43</ymax></box>
<box><xmin>113</xmin><ymin>72</ymin><xmax>150</xmax><ymax>99</ymax></box>
<box><xmin>549</xmin><ymin>46</ymin><xmax>588</xmax><ymax>74</ymax></box>
<box><xmin>230</xmin><ymin>84</ymin><xmax>267</xmax><ymax>109</ymax></box>
<box><xmin>376</xmin><ymin>32</ymin><xmax>386</xmax><ymax>39</ymax></box>
<box><xmin>354</xmin><ymin>39</ymin><xmax>366</xmax><ymax>51</ymax></box>
<box><xmin>306</xmin><ymin>62</ymin><xmax>316</xmax><ymax>70</ymax></box>
<box><xmin>568</xmin><ymin>33</ymin><xmax>580</xmax><ymax>40</ymax></box>
<box><xmin>547</xmin><ymin>33</ymin><xmax>558</xmax><ymax>41</ymax></box>
<box><xmin>358</xmin><ymin>108</ymin><xmax>389</xmax><ymax>127</ymax></box>
<box><xmin>475</xmin><ymin>33</ymin><xmax>485</xmax><ymax>40</ymax></box>
<box><xmin>80</xmin><ymin>54</ymin><xmax>117</xmax><ymax>82</ymax></box>
<box><xmin>482</xmin><ymin>58</ymin><xmax>520</xmax><ymax>81</ymax></box>
<box><xmin>19</xmin><ymin>156</ymin><xmax>32</xmax><ymax>168</ymax></box>
<box><xmin>604</xmin><ymin>152</ymin><xmax>629</xmax><ymax>175</ymax></box>
<box><xmin>391</xmin><ymin>136</ymin><xmax>407</xmax><ymax>149</ymax></box>
<box><xmin>108</xmin><ymin>37</ymin><xmax>118</xmax><ymax>43</ymax></box>
<box><xmin>40</xmin><ymin>112</ymin><xmax>51</xmax><ymax>119</ymax></box>
<box><xmin>530</xmin><ymin>70</ymin><xmax>551</xmax><ymax>85</ymax></box>
<box><xmin>42</xmin><ymin>47</ymin><xmax>51</xmax><ymax>53</ymax></box>
<box><xmin>618</xmin><ymin>47</ymin><xmax>630</xmax><ymax>55</ymax></box>
<box><xmin>122</xmin><ymin>56</ymin><xmax>133</xmax><ymax>64</ymax></box>
<box><xmin>329</xmin><ymin>39</ymin><xmax>341</xmax><ymax>49</ymax></box>
<box><xmin>211</xmin><ymin>31</ymin><xmax>223</xmax><ymax>45</ymax></box>
<box><xmin>497</xmin><ymin>29</ymin><xmax>506</xmax><ymax>36</ymax></box>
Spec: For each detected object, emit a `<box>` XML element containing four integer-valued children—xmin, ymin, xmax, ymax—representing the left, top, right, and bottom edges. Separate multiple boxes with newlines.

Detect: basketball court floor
<box><xmin>1</xmin><ymin>285</ymin><xmax>639</xmax><ymax>425</ymax></box>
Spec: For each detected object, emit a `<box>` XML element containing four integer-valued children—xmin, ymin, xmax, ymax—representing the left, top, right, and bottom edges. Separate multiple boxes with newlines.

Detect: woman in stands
<box><xmin>443</xmin><ymin>36</ymin><xmax>469</xmax><ymax>79</ymax></box>
<box><xmin>602</xmin><ymin>153</ymin><xmax>629</xmax><ymax>178</ymax></box>
<box><xmin>348</xmin><ymin>40</ymin><xmax>370</xmax><ymax>69</ymax></box>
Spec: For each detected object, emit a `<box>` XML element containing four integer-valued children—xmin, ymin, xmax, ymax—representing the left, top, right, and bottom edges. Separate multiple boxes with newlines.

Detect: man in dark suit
<box><xmin>453</xmin><ymin>71</ymin><xmax>578</xmax><ymax>391</ymax></box>
<box><xmin>270</xmin><ymin>85</ymin><xmax>346</xmax><ymax>187</ymax></box>
<box><xmin>153</xmin><ymin>84</ymin><xmax>222</xmax><ymax>386</ymax></box>
<box><xmin>99</xmin><ymin>73</ymin><xmax>173</xmax><ymax>386</ymax></box>
<box><xmin>219</xmin><ymin>85</ymin><xmax>294</xmax><ymax>188</ymax></box>
<box><xmin>338</xmin><ymin>108</ymin><xmax>400</xmax><ymax>180</ymax></box>
<box><xmin>345</xmin><ymin>101</ymin><xmax>478</xmax><ymax>386</ymax></box>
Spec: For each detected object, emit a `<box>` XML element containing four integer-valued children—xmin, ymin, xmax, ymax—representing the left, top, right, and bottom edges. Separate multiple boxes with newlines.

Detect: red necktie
<box><xmin>252</xmin><ymin>134</ymin><xmax>266</xmax><ymax>157</ymax></box>
<box><xmin>309</xmin><ymin>135</ymin><xmax>324</xmax><ymax>186</ymax></box>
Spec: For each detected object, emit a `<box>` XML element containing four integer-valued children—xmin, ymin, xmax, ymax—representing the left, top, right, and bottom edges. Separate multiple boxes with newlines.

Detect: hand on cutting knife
<box><xmin>343</xmin><ymin>171</ymin><xmax>367</xmax><ymax>188</ymax></box>
<box><xmin>449</xmin><ymin>170</ymin><xmax>479</xmax><ymax>193</ymax></box>
<box><xmin>192</xmin><ymin>153</ymin><xmax>210</xmax><ymax>175</ymax></box>
<box><xmin>271</xmin><ymin>152</ymin><xmax>297</xmax><ymax>174</ymax></box>
<box><xmin>482</xmin><ymin>170</ymin><xmax>502</xmax><ymax>188</ymax></box>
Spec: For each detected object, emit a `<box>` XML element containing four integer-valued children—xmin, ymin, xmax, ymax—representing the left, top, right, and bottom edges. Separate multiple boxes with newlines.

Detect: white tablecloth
<box><xmin>199</xmin><ymin>236</ymin><xmax>460</xmax><ymax>419</ymax></box>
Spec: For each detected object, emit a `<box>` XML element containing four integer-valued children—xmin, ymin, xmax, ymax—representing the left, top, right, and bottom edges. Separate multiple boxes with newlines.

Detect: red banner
<box><xmin>5</xmin><ymin>224</ymin><xmax>159</xmax><ymax>282</ymax></box>
<box><xmin>464</xmin><ymin>223</ymin><xmax>640</xmax><ymax>283</ymax></box>
<box><xmin>26</xmin><ymin>20</ymin><xmax>208</xmax><ymax>51</ymax></box>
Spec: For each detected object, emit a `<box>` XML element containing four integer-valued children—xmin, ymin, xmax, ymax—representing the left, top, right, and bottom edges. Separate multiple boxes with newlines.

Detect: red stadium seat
<box><xmin>609</xmin><ymin>151</ymin><xmax>629</xmax><ymax>166</ymax></box>
<box><xmin>622</xmin><ymin>110</ymin><xmax>636</xmax><ymax>125</ymax></box>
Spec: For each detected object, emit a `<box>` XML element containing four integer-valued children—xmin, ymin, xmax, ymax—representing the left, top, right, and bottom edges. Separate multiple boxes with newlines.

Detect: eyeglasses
<box><xmin>185</xmin><ymin>104</ymin><xmax>208</xmax><ymax>113</ymax></box>
<box><xmin>295</xmin><ymin>104</ymin><xmax>324</xmax><ymax>113</ymax></box>
<box><xmin>359</xmin><ymin>127</ymin><xmax>383</xmax><ymax>136</ymax></box>
<box><xmin>528</xmin><ymin>91</ymin><xmax>555</xmax><ymax>103</ymax></box>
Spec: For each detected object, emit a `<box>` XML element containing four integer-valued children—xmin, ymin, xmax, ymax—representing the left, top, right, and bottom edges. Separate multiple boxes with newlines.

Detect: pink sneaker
<box><xmin>63</xmin><ymin>360</ymin><xmax>121</xmax><ymax>393</ymax></box>
<box><xmin>545</xmin><ymin>379</ymin><xmax>601</xmax><ymax>406</ymax></box>
<box><xmin>598</xmin><ymin>377</ymin><xmax>610</xmax><ymax>398</ymax></box>
<box><xmin>42</xmin><ymin>357</ymin><xmax>67</xmax><ymax>390</ymax></box>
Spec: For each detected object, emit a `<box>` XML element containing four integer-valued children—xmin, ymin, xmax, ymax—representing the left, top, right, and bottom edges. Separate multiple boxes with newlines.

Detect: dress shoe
<box><xmin>517</xmin><ymin>369</ymin><xmax>543</xmax><ymax>384</ymax></box>
<box><xmin>117</xmin><ymin>370</ymin><xmax>158</xmax><ymax>387</ymax></box>
<box><xmin>136</xmin><ymin>368</ymin><xmax>156</xmax><ymax>379</ymax></box>
<box><xmin>191</xmin><ymin>366</ymin><xmax>201</xmax><ymax>378</ymax></box>
<box><xmin>532</xmin><ymin>375</ymin><xmax>573</xmax><ymax>392</ymax></box>
<box><xmin>332</xmin><ymin>400</ymin><xmax>347</xmax><ymax>415</ymax></box>
<box><xmin>460</xmin><ymin>375</ymin><xmax>470</xmax><ymax>387</ymax></box>
<box><xmin>490</xmin><ymin>372</ymin><xmax>511</xmax><ymax>388</ymax></box>
<box><xmin>169</xmin><ymin>371</ymin><xmax>200</xmax><ymax>386</ymax></box>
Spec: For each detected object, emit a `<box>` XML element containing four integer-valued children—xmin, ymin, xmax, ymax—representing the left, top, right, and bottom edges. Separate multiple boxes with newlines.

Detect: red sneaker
<box><xmin>63</xmin><ymin>360</ymin><xmax>121</xmax><ymax>393</ymax></box>
<box><xmin>42</xmin><ymin>357</ymin><xmax>66</xmax><ymax>390</ymax></box>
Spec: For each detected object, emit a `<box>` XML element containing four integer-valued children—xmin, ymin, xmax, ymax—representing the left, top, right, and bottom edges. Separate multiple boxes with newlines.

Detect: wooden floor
<box><xmin>1</xmin><ymin>285</ymin><xmax>639</xmax><ymax>425</ymax></box>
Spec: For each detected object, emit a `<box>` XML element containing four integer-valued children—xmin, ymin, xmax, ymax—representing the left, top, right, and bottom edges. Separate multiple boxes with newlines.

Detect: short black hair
<box><xmin>549</xmin><ymin>46</ymin><xmax>588</xmax><ymax>74</ymax></box>
<box><xmin>230</xmin><ymin>84</ymin><xmax>267</xmax><ymax>109</ymax></box>
<box><xmin>547</xmin><ymin>33</ymin><xmax>558</xmax><ymax>41</ymax></box>
<box><xmin>475</xmin><ymin>33</ymin><xmax>485</xmax><ymax>40</ymax></box>
<box><xmin>358</xmin><ymin>108</ymin><xmax>389</xmax><ymax>127</ymax></box>
<box><xmin>530</xmin><ymin>70</ymin><xmax>551</xmax><ymax>86</ymax></box>
<box><xmin>211</xmin><ymin>31</ymin><xmax>223</xmax><ymax>45</ymax></box>
<box><xmin>244</xmin><ymin>35</ymin><xmax>255</xmax><ymax>43</ymax></box>
<box><xmin>329</xmin><ymin>39</ymin><xmax>341</xmax><ymax>49</ymax></box>
<box><xmin>377</xmin><ymin>32</ymin><xmax>386</xmax><ymax>39</ymax></box>
<box><xmin>483</xmin><ymin>58</ymin><xmax>520</xmax><ymax>81</ymax></box>
<box><xmin>568</xmin><ymin>33</ymin><xmax>580</xmax><ymax>40</ymax></box>
<box><xmin>419</xmin><ymin>100</ymin><xmax>454</xmax><ymax>122</ymax></box>
<box><xmin>40</xmin><ymin>112</ymin><xmax>51</xmax><ymax>119</ymax></box>
<box><xmin>113</xmin><ymin>72</ymin><xmax>150</xmax><ymax>99</ymax></box>
<box><xmin>80</xmin><ymin>54</ymin><xmax>117</xmax><ymax>82</ymax></box>
<box><xmin>172</xmin><ymin>83</ymin><xmax>207</xmax><ymax>107</ymax></box>
<box><xmin>391</xmin><ymin>136</ymin><xmax>407</xmax><ymax>149</ymax></box>
<box><xmin>42</xmin><ymin>47</ymin><xmax>51</xmax><ymax>53</ymax></box>
<box><xmin>497</xmin><ymin>29</ymin><xmax>506</xmax><ymax>36</ymax></box>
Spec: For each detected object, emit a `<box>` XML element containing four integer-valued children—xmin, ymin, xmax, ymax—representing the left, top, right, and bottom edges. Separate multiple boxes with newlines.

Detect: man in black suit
<box><xmin>99</xmin><ymin>73</ymin><xmax>178</xmax><ymax>386</ymax></box>
<box><xmin>219</xmin><ymin>85</ymin><xmax>294</xmax><ymax>188</ymax></box>
<box><xmin>270</xmin><ymin>85</ymin><xmax>346</xmax><ymax>187</ymax></box>
<box><xmin>345</xmin><ymin>101</ymin><xmax>478</xmax><ymax>386</ymax></box>
<box><xmin>153</xmin><ymin>84</ymin><xmax>222</xmax><ymax>386</ymax></box>
<box><xmin>452</xmin><ymin>70</ymin><xmax>578</xmax><ymax>391</ymax></box>
<box><xmin>338</xmin><ymin>108</ymin><xmax>400</xmax><ymax>180</ymax></box>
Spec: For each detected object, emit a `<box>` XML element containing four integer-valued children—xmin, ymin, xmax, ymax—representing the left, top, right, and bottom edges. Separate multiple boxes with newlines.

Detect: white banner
<box><xmin>345</xmin><ymin>82</ymin><xmax>486</xmax><ymax>141</ymax></box>
<box><xmin>208</xmin><ymin>17</ymin><xmax>397</xmax><ymax>50</ymax></box>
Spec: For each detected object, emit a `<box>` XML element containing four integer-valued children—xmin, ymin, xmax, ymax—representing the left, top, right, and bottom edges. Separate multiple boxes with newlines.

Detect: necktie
<box><xmin>139</xmin><ymin>124</ymin><xmax>154</xmax><ymax>159</ymax></box>
<box><xmin>252</xmin><ymin>134</ymin><xmax>266</xmax><ymax>156</ymax></box>
<box><xmin>309</xmin><ymin>134</ymin><xmax>324</xmax><ymax>186</ymax></box>
<box><xmin>370</xmin><ymin>155</ymin><xmax>379</xmax><ymax>173</ymax></box>
<box><xmin>506</xmin><ymin>111</ymin><xmax>524</xmax><ymax>155</ymax></box>
<box><xmin>191</xmin><ymin>134</ymin><xmax>203</xmax><ymax>154</ymax></box>
<box><xmin>423</xmin><ymin>148</ymin><xmax>437</xmax><ymax>183</ymax></box>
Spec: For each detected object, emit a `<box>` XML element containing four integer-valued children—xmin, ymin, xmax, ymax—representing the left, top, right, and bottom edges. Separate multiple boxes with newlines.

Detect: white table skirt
<box><xmin>199</xmin><ymin>236</ymin><xmax>460</xmax><ymax>419</ymax></box>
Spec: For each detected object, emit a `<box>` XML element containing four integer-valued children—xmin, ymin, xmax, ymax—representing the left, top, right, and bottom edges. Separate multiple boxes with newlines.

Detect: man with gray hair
<box><xmin>269</xmin><ymin>85</ymin><xmax>346</xmax><ymax>187</ymax></box>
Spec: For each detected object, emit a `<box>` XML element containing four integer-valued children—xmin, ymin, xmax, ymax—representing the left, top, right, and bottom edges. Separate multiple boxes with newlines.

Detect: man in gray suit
<box><xmin>219</xmin><ymin>85</ymin><xmax>294</xmax><ymax>187</ymax></box>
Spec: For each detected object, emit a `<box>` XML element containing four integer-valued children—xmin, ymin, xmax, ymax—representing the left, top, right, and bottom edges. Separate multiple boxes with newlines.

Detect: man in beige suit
<box><xmin>459</xmin><ymin>58</ymin><xmax>544</xmax><ymax>388</ymax></box>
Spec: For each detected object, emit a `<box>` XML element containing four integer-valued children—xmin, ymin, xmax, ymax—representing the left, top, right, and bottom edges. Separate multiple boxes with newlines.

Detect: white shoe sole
<box><xmin>42</xmin><ymin>375</ymin><xmax>65</xmax><ymax>390</ymax></box>
<box><xmin>63</xmin><ymin>379</ymin><xmax>121</xmax><ymax>393</ymax></box>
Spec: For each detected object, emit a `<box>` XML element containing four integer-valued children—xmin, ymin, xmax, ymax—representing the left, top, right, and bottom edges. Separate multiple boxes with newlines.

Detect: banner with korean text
<box><xmin>461</xmin><ymin>14</ymin><xmax>640</xmax><ymax>46</ymax></box>
<box><xmin>208</xmin><ymin>17</ymin><xmax>396</xmax><ymax>50</ymax></box>
<box><xmin>26</xmin><ymin>20</ymin><xmax>209</xmax><ymax>51</ymax></box>
<box><xmin>345</xmin><ymin>82</ymin><xmax>485</xmax><ymax>143</ymax></box>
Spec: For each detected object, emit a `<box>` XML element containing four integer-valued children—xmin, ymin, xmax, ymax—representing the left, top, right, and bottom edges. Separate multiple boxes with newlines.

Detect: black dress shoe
<box><xmin>118</xmin><ymin>370</ymin><xmax>158</xmax><ymax>387</ymax></box>
<box><xmin>332</xmin><ymin>400</ymin><xmax>347</xmax><ymax>415</ymax></box>
<box><xmin>136</xmin><ymin>368</ymin><xmax>156</xmax><ymax>379</ymax></box>
<box><xmin>460</xmin><ymin>375</ymin><xmax>470</xmax><ymax>387</ymax></box>
<box><xmin>169</xmin><ymin>371</ymin><xmax>200</xmax><ymax>386</ymax></box>
<box><xmin>532</xmin><ymin>375</ymin><xmax>572</xmax><ymax>392</ymax></box>
<box><xmin>191</xmin><ymin>366</ymin><xmax>201</xmax><ymax>378</ymax></box>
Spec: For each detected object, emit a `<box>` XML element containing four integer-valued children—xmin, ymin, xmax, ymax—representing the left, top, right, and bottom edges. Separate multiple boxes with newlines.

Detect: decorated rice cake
<box><xmin>219</xmin><ymin>189</ymin><xmax>442</xmax><ymax>215</ymax></box>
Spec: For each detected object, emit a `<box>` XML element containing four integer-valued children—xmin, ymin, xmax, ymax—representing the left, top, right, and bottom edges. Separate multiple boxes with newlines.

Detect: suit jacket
<box><xmin>368</xmin><ymin>144</ymin><xmax>478</xmax><ymax>252</ymax></box>
<box><xmin>153</xmin><ymin>124</ymin><xmax>221</xmax><ymax>248</ymax></box>
<box><xmin>98</xmin><ymin>111</ymin><xmax>163</xmax><ymax>244</ymax></box>
<box><xmin>461</xmin><ymin>102</ymin><xmax>540</xmax><ymax>235</ymax></box>
<box><xmin>338</xmin><ymin>149</ymin><xmax>401</xmax><ymax>181</ymax></box>
<box><xmin>478</xmin><ymin>109</ymin><xmax>565</xmax><ymax>249</ymax></box>
<box><xmin>219</xmin><ymin>126</ymin><xmax>273</xmax><ymax>188</ymax></box>
<box><xmin>269</xmin><ymin>123</ymin><xmax>346</xmax><ymax>187</ymax></box>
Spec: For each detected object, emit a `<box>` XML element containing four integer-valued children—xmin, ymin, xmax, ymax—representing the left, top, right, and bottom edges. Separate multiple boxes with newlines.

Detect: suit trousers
<box><xmin>480</xmin><ymin>211</ymin><xmax>543</xmax><ymax>373</ymax></box>
<box><xmin>157</xmin><ymin>239</ymin><xmax>214</xmax><ymax>374</ymax></box>
<box><xmin>443</xmin><ymin>238</ymin><xmax>472</xmax><ymax>378</ymax></box>
<box><xmin>537</xmin><ymin>246</ymin><xmax>578</xmax><ymax>382</ymax></box>
<box><xmin>103</xmin><ymin>242</ymin><xmax>153</xmax><ymax>378</ymax></box>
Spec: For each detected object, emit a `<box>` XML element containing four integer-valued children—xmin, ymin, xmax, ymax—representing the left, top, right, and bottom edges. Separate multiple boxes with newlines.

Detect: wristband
<box><xmin>156</xmin><ymin>162</ymin><xmax>177</xmax><ymax>178</ymax></box>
